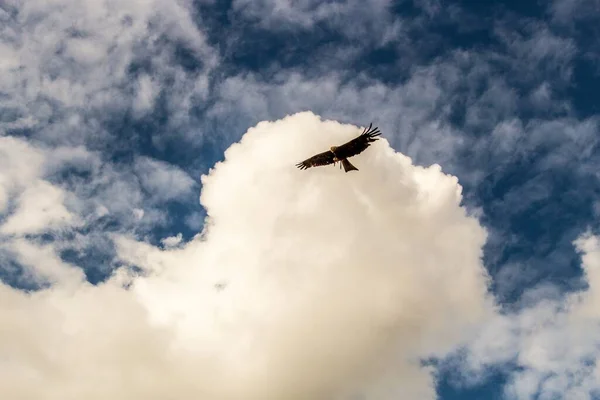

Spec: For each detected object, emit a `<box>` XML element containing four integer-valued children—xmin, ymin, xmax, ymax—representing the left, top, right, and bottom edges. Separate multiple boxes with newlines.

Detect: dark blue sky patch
<box><xmin>437</xmin><ymin>365</ymin><xmax>512</xmax><ymax>400</ymax></box>
<box><xmin>424</xmin><ymin>351</ymin><xmax>517</xmax><ymax>400</ymax></box>
<box><xmin>0</xmin><ymin>102</ymin><xmax>25</xmax><ymax>126</ymax></box>
<box><xmin>136</xmin><ymin>201</ymin><xmax>206</xmax><ymax>246</ymax></box>
<box><xmin>468</xmin><ymin>138</ymin><xmax>600</xmax><ymax>300</ymax></box>
<box><xmin>0</xmin><ymin>244</ymin><xmax>54</xmax><ymax>292</ymax></box>
<box><xmin>191</xmin><ymin>0</ymin><xmax>511</xmax><ymax>86</ymax></box>
<box><xmin>0</xmin><ymin>258</ymin><xmax>47</xmax><ymax>292</ymax></box>
<box><xmin>570</xmin><ymin>56</ymin><xmax>600</xmax><ymax>118</ymax></box>
<box><xmin>59</xmin><ymin>234</ymin><xmax>118</xmax><ymax>285</ymax></box>
<box><xmin>453</xmin><ymin>0</ymin><xmax>547</xmax><ymax>19</ymax></box>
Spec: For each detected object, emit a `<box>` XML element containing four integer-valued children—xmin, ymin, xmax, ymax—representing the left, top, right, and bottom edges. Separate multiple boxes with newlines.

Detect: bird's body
<box><xmin>295</xmin><ymin>123</ymin><xmax>381</xmax><ymax>172</ymax></box>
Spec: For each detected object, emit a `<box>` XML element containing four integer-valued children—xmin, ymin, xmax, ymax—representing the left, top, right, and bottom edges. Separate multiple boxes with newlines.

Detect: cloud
<box><xmin>2</xmin><ymin>239</ymin><xmax>85</xmax><ymax>288</ymax></box>
<box><xmin>0</xmin><ymin>136</ymin><xmax>81</xmax><ymax>236</ymax></box>
<box><xmin>0</xmin><ymin>136</ymin><xmax>46</xmax><ymax>213</ymax></box>
<box><xmin>209</xmin><ymin>68</ymin><xmax>467</xmax><ymax>173</ymax></box>
<box><xmin>453</xmin><ymin>231</ymin><xmax>600</xmax><ymax>399</ymax></box>
<box><xmin>133</xmin><ymin>156</ymin><xmax>197</xmax><ymax>203</ymax></box>
<box><xmin>206</xmin><ymin>21</ymin><xmax>581</xmax><ymax>179</ymax></box>
<box><xmin>231</xmin><ymin>0</ymin><xmax>406</xmax><ymax>48</ymax></box>
<box><xmin>493</xmin><ymin>20</ymin><xmax>577</xmax><ymax>89</ymax></box>
<box><xmin>132</xmin><ymin>74</ymin><xmax>160</xmax><ymax>117</ymax></box>
<box><xmin>202</xmin><ymin>6</ymin><xmax>596</xmax><ymax>310</ymax></box>
<box><xmin>0</xmin><ymin>180</ymin><xmax>79</xmax><ymax>236</ymax></box>
<box><xmin>2</xmin><ymin>2</ymin><xmax>597</xmax><ymax>398</ymax></box>
<box><xmin>0</xmin><ymin>0</ymin><xmax>217</xmax><ymax>147</ymax></box>
<box><xmin>0</xmin><ymin>135</ymin><xmax>147</xmax><ymax>241</ymax></box>
<box><xmin>161</xmin><ymin>233</ymin><xmax>183</xmax><ymax>248</ymax></box>
<box><xmin>550</xmin><ymin>0</ymin><xmax>600</xmax><ymax>24</ymax></box>
<box><xmin>0</xmin><ymin>113</ymin><xmax>493</xmax><ymax>399</ymax></box>
<box><xmin>0</xmin><ymin>134</ymin><xmax>187</xmax><ymax>288</ymax></box>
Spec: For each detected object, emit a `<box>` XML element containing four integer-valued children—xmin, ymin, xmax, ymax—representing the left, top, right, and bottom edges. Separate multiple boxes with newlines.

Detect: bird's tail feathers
<box><xmin>341</xmin><ymin>158</ymin><xmax>359</xmax><ymax>172</ymax></box>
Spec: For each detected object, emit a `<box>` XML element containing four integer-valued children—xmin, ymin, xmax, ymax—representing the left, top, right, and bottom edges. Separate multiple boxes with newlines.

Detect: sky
<box><xmin>1</xmin><ymin>0</ymin><xmax>600</xmax><ymax>399</ymax></box>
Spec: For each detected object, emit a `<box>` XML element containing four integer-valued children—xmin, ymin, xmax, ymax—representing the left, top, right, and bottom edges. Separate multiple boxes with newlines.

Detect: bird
<box><xmin>295</xmin><ymin>123</ymin><xmax>382</xmax><ymax>172</ymax></box>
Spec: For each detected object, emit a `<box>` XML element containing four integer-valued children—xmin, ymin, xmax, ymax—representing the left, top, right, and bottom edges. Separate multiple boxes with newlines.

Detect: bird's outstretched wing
<box><xmin>334</xmin><ymin>123</ymin><xmax>381</xmax><ymax>159</ymax></box>
<box><xmin>295</xmin><ymin>150</ymin><xmax>335</xmax><ymax>170</ymax></box>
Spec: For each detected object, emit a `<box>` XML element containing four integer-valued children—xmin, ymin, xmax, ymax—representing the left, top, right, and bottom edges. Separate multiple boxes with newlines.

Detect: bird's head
<box><xmin>330</xmin><ymin>145</ymin><xmax>338</xmax><ymax>152</ymax></box>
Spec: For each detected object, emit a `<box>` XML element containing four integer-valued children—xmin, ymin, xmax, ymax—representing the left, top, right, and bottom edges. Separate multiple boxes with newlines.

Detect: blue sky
<box><xmin>2</xmin><ymin>0</ymin><xmax>600</xmax><ymax>399</ymax></box>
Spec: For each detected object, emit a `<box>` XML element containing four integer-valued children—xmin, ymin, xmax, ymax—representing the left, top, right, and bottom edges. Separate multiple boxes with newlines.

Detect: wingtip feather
<box><xmin>362</xmin><ymin>122</ymin><xmax>381</xmax><ymax>140</ymax></box>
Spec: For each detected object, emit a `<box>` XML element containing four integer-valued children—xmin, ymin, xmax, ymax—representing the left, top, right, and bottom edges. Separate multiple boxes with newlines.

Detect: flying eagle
<box><xmin>295</xmin><ymin>123</ymin><xmax>382</xmax><ymax>172</ymax></box>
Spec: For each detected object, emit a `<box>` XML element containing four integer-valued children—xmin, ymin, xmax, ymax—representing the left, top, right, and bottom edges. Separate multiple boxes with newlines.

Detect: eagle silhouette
<box><xmin>295</xmin><ymin>123</ymin><xmax>381</xmax><ymax>172</ymax></box>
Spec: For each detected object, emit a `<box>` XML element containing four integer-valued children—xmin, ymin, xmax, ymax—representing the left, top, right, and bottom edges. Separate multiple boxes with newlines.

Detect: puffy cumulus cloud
<box><xmin>453</xmin><ymin>231</ymin><xmax>600</xmax><ymax>399</ymax></box>
<box><xmin>0</xmin><ymin>279</ymin><xmax>177</xmax><ymax>399</ymax></box>
<box><xmin>0</xmin><ymin>113</ymin><xmax>493</xmax><ymax>400</ymax></box>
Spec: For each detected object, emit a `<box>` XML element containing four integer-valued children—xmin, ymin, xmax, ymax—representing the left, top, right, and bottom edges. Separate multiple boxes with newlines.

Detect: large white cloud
<box><xmin>0</xmin><ymin>113</ymin><xmax>493</xmax><ymax>399</ymax></box>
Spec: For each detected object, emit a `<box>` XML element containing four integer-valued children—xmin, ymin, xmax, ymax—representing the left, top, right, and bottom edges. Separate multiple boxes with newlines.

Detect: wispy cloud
<box><xmin>133</xmin><ymin>156</ymin><xmax>197</xmax><ymax>203</ymax></box>
<box><xmin>452</xmin><ymin>231</ymin><xmax>600</xmax><ymax>399</ymax></box>
<box><xmin>550</xmin><ymin>0</ymin><xmax>600</xmax><ymax>24</ymax></box>
<box><xmin>231</xmin><ymin>0</ymin><xmax>404</xmax><ymax>46</ymax></box>
<box><xmin>0</xmin><ymin>0</ymin><xmax>217</xmax><ymax>147</ymax></box>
